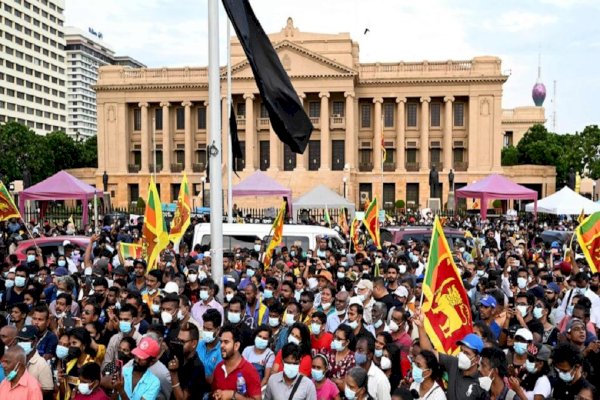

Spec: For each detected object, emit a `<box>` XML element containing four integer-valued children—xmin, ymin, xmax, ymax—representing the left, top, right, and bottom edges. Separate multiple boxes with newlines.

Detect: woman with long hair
<box><xmin>409</xmin><ymin>350</ymin><xmax>446</xmax><ymax>400</ymax></box>
<box><xmin>311</xmin><ymin>354</ymin><xmax>341</xmax><ymax>400</ymax></box>
<box><xmin>326</xmin><ymin>324</ymin><xmax>356</xmax><ymax>391</ymax></box>
<box><xmin>58</xmin><ymin>327</ymin><xmax>97</xmax><ymax>400</ymax></box>
<box><xmin>272</xmin><ymin>322</ymin><xmax>312</xmax><ymax>376</ymax></box>
<box><xmin>242</xmin><ymin>325</ymin><xmax>275</xmax><ymax>386</ymax></box>
<box><xmin>534</xmin><ymin>298</ymin><xmax>558</xmax><ymax>346</ymax></box>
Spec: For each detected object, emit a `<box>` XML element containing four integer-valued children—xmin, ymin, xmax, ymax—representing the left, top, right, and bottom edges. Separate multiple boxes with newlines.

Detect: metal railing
<box><xmin>405</xmin><ymin>161</ymin><xmax>420</xmax><ymax>171</ymax></box>
<box><xmin>192</xmin><ymin>163</ymin><xmax>206</xmax><ymax>173</ymax></box>
<box><xmin>358</xmin><ymin>163</ymin><xmax>374</xmax><ymax>172</ymax></box>
<box><xmin>383</xmin><ymin>162</ymin><xmax>396</xmax><ymax>172</ymax></box>
<box><xmin>171</xmin><ymin>163</ymin><xmax>184</xmax><ymax>173</ymax></box>
<box><xmin>454</xmin><ymin>161</ymin><xmax>468</xmax><ymax>171</ymax></box>
<box><xmin>127</xmin><ymin>164</ymin><xmax>140</xmax><ymax>173</ymax></box>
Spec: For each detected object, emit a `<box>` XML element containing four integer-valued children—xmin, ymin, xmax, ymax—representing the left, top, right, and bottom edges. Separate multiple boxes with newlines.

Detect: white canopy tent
<box><xmin>292</xmin><ymin>185</ymin><xmax>355</xmax><ymax>223</ymax></box>
<box><xmin>525</xmin><ymin>186</ymin><xmax>600</xmax><ymax>215</ymax></box>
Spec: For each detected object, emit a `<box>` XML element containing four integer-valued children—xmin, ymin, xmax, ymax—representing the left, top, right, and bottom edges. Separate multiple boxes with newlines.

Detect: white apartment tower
<box><xmin>0</xmin><ymin>0</ymin><xmax>67</xmax><ymax>134</ymax></box>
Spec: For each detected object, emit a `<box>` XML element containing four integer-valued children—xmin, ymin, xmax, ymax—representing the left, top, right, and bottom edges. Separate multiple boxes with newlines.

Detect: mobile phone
<box><xmin>115</xmin><ymin>359</ymin><xmax>123</xmax><ymax>377</ymax></box>
<box><xmin>170</xmin><ymin>341</ymin><xmax>184</xmax><ymax>366</ymax></box>
<box><xmin>508</xmin><ymin>297</ymin><xmax>515</xmax><ymax>307</ymax></box>
<box><xmin>63</xmin><ymin>315</ymin><xmax>75</xmax><ymax>328</ymax></box>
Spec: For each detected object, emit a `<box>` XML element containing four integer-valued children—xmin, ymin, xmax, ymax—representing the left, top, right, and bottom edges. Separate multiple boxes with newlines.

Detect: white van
<box><xmin>192</xmin><ymin>223</ymin><xmax>346</xmax><ymax>252</ymax></box>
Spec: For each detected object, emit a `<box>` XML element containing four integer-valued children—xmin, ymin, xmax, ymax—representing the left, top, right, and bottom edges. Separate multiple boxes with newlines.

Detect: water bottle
<box><xmin>236</xmin><ymin>372</ymin><xmax>247</xmax><ymax>395</ymax></box>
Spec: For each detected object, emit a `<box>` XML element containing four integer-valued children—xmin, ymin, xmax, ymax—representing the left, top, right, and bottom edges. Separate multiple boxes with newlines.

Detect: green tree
<box><xmin>44</xmin><ymin>131</ymin><xmax>80</xmax><ymax>171</ymax></box>
<box><xmin>501</xmin><ymin>145</ymin><xmax>519</xmax><ymax>166</ymax></box>
<box><xmin>76</xmin><ymin>135</ymin><xmax>98</xmax><ymax>168</ymax></box>
<box><xmin>579</xmin><ymin>125</ymin><xmax>600</xmax><ymax>179</ymax></box>
<box><xmin>0</xmin><ymin>122</ymin><xmax>51</xmax><ymax>183</ymax></box>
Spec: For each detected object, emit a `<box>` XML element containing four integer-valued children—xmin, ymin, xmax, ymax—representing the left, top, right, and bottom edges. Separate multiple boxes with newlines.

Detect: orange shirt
<box><xmin>0</xmin><ymin>370</ymin><xmax>43</xmax><ymax>400</ymax></box>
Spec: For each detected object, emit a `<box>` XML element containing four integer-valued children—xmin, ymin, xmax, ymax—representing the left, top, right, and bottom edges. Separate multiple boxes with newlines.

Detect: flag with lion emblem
<box><xmin>0</xmin><ymin>181</ymin><xmax>20</xmax><ymax>221</ymax></box>
<box><xmin>169</xmin><ymin>173</ymin><xmax>191</xmax><ymax>244</ymax></box>
<box><xmin>421</xmin><ymin>215</ymin><xmax>473</xmax><ymax>355</ymax></box>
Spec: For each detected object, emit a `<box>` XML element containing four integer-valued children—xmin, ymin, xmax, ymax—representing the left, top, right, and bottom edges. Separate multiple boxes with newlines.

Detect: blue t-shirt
<box><xmin>196</xmin><ymin>340</ymin><xmax>223</xmax><ymax>378</ymax></box>
<box><xmin>121</xmin><ymin>366</ymin><xmax>160</xmax><ymax>400</ymax></box>
<box><xmin>37</xmin><ymin>330</ymin><xmax>58</xmax><ymax>358</ymax></box>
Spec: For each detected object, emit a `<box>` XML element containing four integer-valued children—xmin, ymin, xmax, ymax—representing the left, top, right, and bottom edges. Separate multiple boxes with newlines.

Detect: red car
<box><xmin>14</xmin><ymin>236</ymin><xmax>90</xmax><ymax>262</ymax></box>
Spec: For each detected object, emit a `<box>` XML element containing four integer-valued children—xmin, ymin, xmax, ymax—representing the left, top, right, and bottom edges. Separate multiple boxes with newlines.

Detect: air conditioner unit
<box><xmin>430</xmin><ymin>141</ymin><xmax>442</xmax><ymax>149</ymax></box>
<box><xmin>453</xmin><ymin>140</ymin><xmax>465</xmax><ymax>149</ymax></box>
<box><xmin>359</xmin><ymin>140</ymin><xmax>372</xmax><ymax>149</ymax></box>
<box><xmin>360</xmin><ymin>191</ymin><xmax>370</xmax><ymax>202</ymax></box>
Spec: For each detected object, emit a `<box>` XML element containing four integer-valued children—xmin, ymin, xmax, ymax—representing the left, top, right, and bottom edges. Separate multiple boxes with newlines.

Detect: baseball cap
<box><xmin>317</xmin><ymin>270</ymin><xmax>333</xmax><ymax>284</ymax></box>
<box><xmin>164</xmin><ymin>282</ymin><xmax>179</xmax><ymax>294</ymax></box>
<box><xmin>53</xmin><ymin>267</ymin><xmax>68</xmax><ymax>277</ymax></box>
<box><xmin>515</xmin><ymin>328</ymin><xmax>533</xmax><ymax>342</ymax></box>
<box><xmin>527</xmin><ymin>343</ymin><xmax>551</xmax><ymax>361</ymax></box>
<box><xmin>566</xmin><ymin>318</ymin><xmax>585</xmax><ymax>333</ymax></box>
<box><xmin>393</xmin><ymin>286</ymin><xmax>409</xmax><ymax>298</ymax></box>
<box><xmin>357</xmin><ymin>279</ymin><xmax>373</xmax><ymax>292</ymax></box>
<box><xmin>457</xmin><ymin>333</ymin><xmax>484</xmax><ymax>353</ymax></box>
<box><xmin>551</xmin><ymin>241</ymin><xmax>561</xmax><ymax>249</ymax></box>
<box><xmin>132</xmin><ymin>337</ymin><xmax>160</xmax><ymax>360</ymax></box>
<box><xmin>479</xmin><ymin>295</ymin><xmax>497</xmax><ymax>308</ymax></box>
<box><xmin>17</xmin><ymin>325</ymin><xmax>38</xmax><ymax>341</ymax></box>
<box><xmin>546</xmin><ymin>282</ymin><xmax>560</xmax><ymax>294</ymax></box>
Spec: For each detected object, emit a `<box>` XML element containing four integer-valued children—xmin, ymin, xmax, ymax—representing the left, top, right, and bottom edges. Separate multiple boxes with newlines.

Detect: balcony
<box><xmin>193</xmin><ymin>163</ymin><xmax>206</xmax><ymax>173</ymax></box>
<box><xmin>236</xmin><ymin>116</ymin><xmax>246</xmax><ymax>129</ymax></box>
<box><xmin>405</xmin><ymin>161</ymin><xmax>420</xmax><ymax>171</ymax></box>
<box><xmin>358</xmin><ymin>163</ymin><xmax>374</xmax><ymax>172</ymax></box>
<box><xmin>454</xmin><ymin>161</ymin><xmax>468</xmax><ymax>171</ymax></box>
<box><xmin>148</xmin><ymin>164</ymin><xmax>163</xmax><ymax>172</ymax></box>
<box><xmin>128</xmin><ymin>164</ymin><xmax>140</xmax><ymax>173</ymax></box>
<box><xmin>383</xmin><ymin>162</ymin><xmax>396</xmax><ymax>172</ymax></box>
<box><xmin>330</xmin><ymin>116</ymin><xmax>345</xmax><ymax>129</ymax></box>
<box><xmin>310</xmin><ymin>117</ymin><xmax>320</xmax><ymax>129</ymax></box>
<box><xmin>257</xmin><ymin>118</ymin><xmax>270</xmax><ymax>129</ymax></box>
<box><xmin>171</xmin><ymin>163</ymin><xmax>184</xmax><ymax>173</ymax></box>
<box><xmin>429</xmin><ymin>161</ymin><xmax>443</xmax><ymax>171</ymax></box>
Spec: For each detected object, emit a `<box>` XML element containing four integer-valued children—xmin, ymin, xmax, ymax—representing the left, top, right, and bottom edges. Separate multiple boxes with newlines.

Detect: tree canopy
<box><xmin>0</xmin><ymin>122</ymin><xmax>98</xmax><ymax>185</ymax></box>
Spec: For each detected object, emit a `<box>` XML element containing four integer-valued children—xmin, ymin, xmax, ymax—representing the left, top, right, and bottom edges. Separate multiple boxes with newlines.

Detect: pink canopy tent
<box><xmin>19</xmin><ymin>171</ymin><xmax>103</xmax><ymax>226</ymax></box>
<box><xmin>455</xmin><ymin>174</ymin><xmax>537</xmax><ymax>220</ymax></box>
<box><xmin>232</xmin><ymin>171</ymin><xmax>293</xmax><ymax>216</ymax></box>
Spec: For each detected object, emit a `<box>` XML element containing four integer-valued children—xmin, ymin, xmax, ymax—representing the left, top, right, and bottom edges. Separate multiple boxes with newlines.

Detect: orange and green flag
<box><xmin>575</xmin><ymin>211</ymin><xmax>600</xmax><ymax>273</ymax></box>
<box><xmin>169</xmin><ymin>173</ymin><xmax>192</xmax><ymax>244</ymax></box>
<box><xmin>363</xmin><ymin>197</ymin><xmax>381</xmax><ymax>249</ymax></box>
<box><xmin>338</xmin><ymin>209</ymin><xmax>349</xmax><ymax>235</ymax></box>
<box><xmin>263</xmin><ymin>201</ymin><xmax>286</xmax><ymax>268</ymax></box>
<box><xmin>0</xmin><ymin>181</ymin><xmax>20</xmax><ymax>221</ymax></box>
<box><xmin>422</xmin><ymin>215</ymin><xmax>473</xmax><ymax>355</ymax></box>
<box><xmin>119</xmin><ymin>242</ymin><xmax>143</xmax><ymax>259</ymax></box>
<box><xmin>142</xmin><ymin>178</ymin><xmax>170</xmax><ymax>272</ymax></box>
<box><xmin>324</xmin><ymin>206</ymin><xmax>331</xmax><ymax>227</ymax></box>
<box><xmin>350</xmin><ymin>217</ymin><xmax>361</xmax><ymax>251</ymax></box>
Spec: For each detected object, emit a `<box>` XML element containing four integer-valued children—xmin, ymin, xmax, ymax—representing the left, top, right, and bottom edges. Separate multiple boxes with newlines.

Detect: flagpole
<box><xmin>226</xmin><ymin>21</ymin><xmax>233</xmax><ymax>224</ymax></box>
<box><xmin>208</xmin><ymin>0</ymin><xmax>224</xmax><ymax>299</ymax></box>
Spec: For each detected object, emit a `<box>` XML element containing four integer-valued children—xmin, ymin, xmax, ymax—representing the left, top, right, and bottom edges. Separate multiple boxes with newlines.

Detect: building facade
<box><xmin>65</xmin><ymin>26</ymin><xmax>145</xmax><ymax>139</ymax></box>
<box><xmin>95</xmin><ymin>18</ymin><xmax>554</xmax><ymax>210</ymax></box>
<box><xmin>0</xmin><ymin>0</ymin><xmax>67</xmax><ymax>134</ymax></box>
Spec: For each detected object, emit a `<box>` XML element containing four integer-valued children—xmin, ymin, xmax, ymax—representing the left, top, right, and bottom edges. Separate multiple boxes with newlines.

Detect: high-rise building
<box><xmin>64</xmin><ymin>26</ymin><xmax>145</xmax><ymax>138</ymax></box>
<box><xmin>0</xmin><ymin>0</ymin><xmax>68</xmax><ymax>134</ymax></box>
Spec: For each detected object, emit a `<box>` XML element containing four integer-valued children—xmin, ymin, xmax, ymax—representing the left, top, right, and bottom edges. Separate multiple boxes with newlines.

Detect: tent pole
<box><xmin>94</xmin><ymin>193</ymin><xmax>98</xmax><ymax>231</ymax></box>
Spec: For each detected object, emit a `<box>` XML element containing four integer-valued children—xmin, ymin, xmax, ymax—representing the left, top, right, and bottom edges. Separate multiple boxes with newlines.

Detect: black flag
<box><xmin>222</xmin><ymin>0</ymin><xmax>313</xmax><ymax>154</ymax></box>
<box><xmin>230</xmin><ymin>104</ymin><xmax>243</xmax><ymax>176</ymax></box>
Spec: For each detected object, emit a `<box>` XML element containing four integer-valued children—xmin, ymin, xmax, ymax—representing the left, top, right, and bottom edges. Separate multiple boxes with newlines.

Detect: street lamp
<box><xmin>201</xmin><ymin>176</ymin><xmax>206</xmax><ymax>207</ymax></box>
<box><xmin>343</xmin><ymin>176</ymin><xmax>347</xmax><ymax>199</ymax></box>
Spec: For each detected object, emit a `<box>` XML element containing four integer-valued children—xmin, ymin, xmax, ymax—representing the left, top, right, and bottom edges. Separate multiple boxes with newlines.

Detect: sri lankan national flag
<box><xmin>324</xmin><ymin>206</ymin><xmax>331</xmax><ymax>228</ymax></box>
<box><xmin>142</xmin><ymin>178</ymin><xmax>170</xmax><ymax>272</ymax></box>
<box><xmin>263</xmin><ymin>201</ymin><xmax>286</xmax><ymax>268</ymax></box>
<box><xmin>338</xmin><ymin>209</ymin><xmax>349</xmax><ymax>235</ymax></box>
<box><xmin>169</xmin><ymin>173</ymin><xmax>192</xmax><ymax>244</ymax></box>
<box><xmin>350</xmin><ymin>217</ymin><xmax>361</xmax><ymax>251</ymax></box>
<box><xmin>422</xmin><ymin>216</ymin><xmax>473</xmax><ymax>355</ymax></box>
<box><xmin>119</xmin><ymin>242</ymin><xmax>142</xmax><ymax>259</ymax></box>
<box><xmin>381</xmin><ymin>136</ymin><xmax>387</xmax><ymax>166</ymax></box>
<box><xmin>0</xmin><ymin>181</ymin><xmax>20</xmax><ymax>221</ymax></box>
<box><xmin>575</xmin><ymin>211</ymin><xmax>600</xmax><ymax>273</ymax></box>
<box><xmin>364</xmin><ymin>198</ymin><xmax>381</xmax><ymax>249</ymax></box>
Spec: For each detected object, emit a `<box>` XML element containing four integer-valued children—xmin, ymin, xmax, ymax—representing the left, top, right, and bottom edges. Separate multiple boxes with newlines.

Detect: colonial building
<box><xmin>94</xmin><ymin>18</ymin><xmax>554</xmax><ymax>211</ymax></box>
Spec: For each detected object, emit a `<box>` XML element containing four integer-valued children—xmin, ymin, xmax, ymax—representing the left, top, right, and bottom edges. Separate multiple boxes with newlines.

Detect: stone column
<box><xmin>395</xmin><ymin>97</ymin><xmax>406</xmax><ymax>172</ymax></box>
<box><xmin>319</xmin><ymin>92</ymin><xmax>330</xmax><ymax>171</ymax></box>
<box><xmin>344</xmin><ymin>92</ymin><xmax>356</xmax><ymax>170</ymax></box>
<box><xmin>161</xmin><ymin>102</ymin><xmax>171</xmax><ymax>173</ymax></box>
<box><xmin>221</xmin><ymin>97</ymin><xmax>229</xmax><ymax>172</ymax></box>
<box><xmin>420</xmin><ymin>97</ymin><xmax>431</xmax><ymax>172</ymax></box>
<box><xmin>139</xmin><ymin>102</ymin><xmax>149</xmax><ymax>173</ymax></box>
<box><xmin>296</xmin><ymin>93</ymin><xmax>307</xmax><ymax>171</ymax></box>
<box><xmin>244</xmin><ymin>93</ymin><xmax>255</xmax><ymax>171</ymax></box>
<box><xmin>443</xmin><ymin>96</ymin><xmax>454</xmax><ymax>172</ymax></box>
<box><xmin>183</xmin><ymin>101</ymin><xmax>193</xmax><ymax>173</ymax></box>
<box><xmin>373</xmin><ymin>97</ymin><xmax>383</xmax><ymax>172</ymax></box>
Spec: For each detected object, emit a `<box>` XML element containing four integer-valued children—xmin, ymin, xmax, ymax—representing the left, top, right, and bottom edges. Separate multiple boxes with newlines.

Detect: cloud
<box><xmin>487</xmin><ymin>11</ymin><xmax>558</xmax><ymax>33</ymax></box>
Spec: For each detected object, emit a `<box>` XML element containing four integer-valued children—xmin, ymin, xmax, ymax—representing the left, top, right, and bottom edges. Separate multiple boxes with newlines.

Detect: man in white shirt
<box><xmin>560</xmin><ymin>272</ymin><xmax>600</xmax><ymax>328</ymax></box>
<box><xmin>354</xmin><ymin>333</ymin><xmax>391</xmax><ymax>400</ymax></box>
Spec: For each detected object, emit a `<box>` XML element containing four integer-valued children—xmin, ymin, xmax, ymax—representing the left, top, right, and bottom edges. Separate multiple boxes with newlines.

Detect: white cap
<box><xmin>348</xmin><ymin>296</ymin><xmax>362</xmax><ymax>306</ymax></box>
<box><xmin>394</xmin><ymin>286</ymin><xmax>409</xmax><ymax>298</ymax></box>
<box><xmin>164</xmin><ymin>281</ymin><xmax>179</xmax><ymax>294</ymax></box>
<box><xmin>62</xmin><ymin>240</ymin><xmax>71</xmax><ymax>247</ymax></box>
<box><xmin>515</xmin><ymin>328</ymin><xmax>533</xmax><ymax>342</ymax></box>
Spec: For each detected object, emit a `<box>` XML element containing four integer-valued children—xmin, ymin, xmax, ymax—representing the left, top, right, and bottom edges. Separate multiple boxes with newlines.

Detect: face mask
<box><xmin>337</xmin><ymin>272</ymin><xmax>345</xmax><ymax>279</ymax></box>
<box><xmin>517</xmin><ymin>305</ymin><xmax>529</xmax><ymax>318</ymax></box>
<box><xmin>340</xmin><ymin>261</ymin><xmax>348</xmax><ymax>267</ymax></box>
<box><xmin>412</xmin><ymin>365</ymin><xmax>426</xmax><ymax>383</ymax></box>
<box><xmin>200</xmin><ymin>290</ymin><xmax>210</xmax><ymax>301</ymax></box>
<box><xmin>457</xmin><ymin>351</ymin><xmax>472</xmax><ymax>370</ymax></box>
<box><xmin>409</xmin><ymin>253</ymin><xmax>418</xmax><ymax>263</ymax></box>
<box><xmin>331</xmin><ymin>339</ymin><xmax>345</xmax><ymax>352</ymax></box>
<box><xmin>290</xmin><ymin>251</ymin><xmax>296</xmax><ymax>257</ymax></box>
<box><xmin>225</xmin><ymin>293</ymin><xmax>234</xmax><ymax>302</ymax></box>
<box><xmin>68</xmin><ymin>346</ymin><xmax>82</xmax><ymax>360</ymax></box>
<box><xmin>517</xmin><ymin>277</ymin><xmax>528</xmax><ymax>289</ymax></box>
<box><xmin>476</xmin><ymin>270</ymin><xmax>485</xmax><ymax>277</ymax></box>
<box><xmin>151</xmin><ymin>304</ymin><xmax>160</xmax><ymax>314</ymax></box>
<box><xmin>177</xmin><ymin>310</ymin><xmax>185</xmax><ymax>320</ymax></box>
<box><xmin>115</xmin><ymin>302</ymin><xmax>121</xmax><ymax>310</ymax></box>
<box><xmin>320</xmin><ymin>302</ymin><xmax>331</xmax><ymax>310</ymax></box>
<box><xmin>202</xmin><ymin>330</ymin><xmax>215</xmax><ymax>343</ymax></box>
<box><xmin>188</xmin><ymin>274</ymin><xmax>198</xmax><ymax>283</ymax></box>
<box><xmin>18</xmin><ymin>341</ymin><xmax>33</xmax><ymax>355</ymax></box>
<box><xmin>27</xmin><ymin>255</ymin><xmax>35</xmax><ymax>263</ymax></box>
<box><xmin>399</xmin><ymin>264</ymin><xmax>407</xmax><ymax>274</ymax></box>
<box><xmin>56</xmin><ymin>345</ymin><xmax>70</xmax><ymax>359</ymax></box>
<box><xmin>558</xmin><ymin>368</ymin><xmax>574</xmax><ymax>382</ymax></box>
<box><xmin>533</xmin><ymin>306</ymin><xmax>543</xmax><ymax>319</ymax></box>
<box><xmin>15</xmin><ymin>276</ymin><xmax>26</xmax><ymax>287</ymax></box>
<box><xmin>118</xmin><ymin>351</ymin><xmax>133</xmax><ymax>364</ymax></box>
<box><xmin>254</xmin><ymin>245</ymin><xmax>261</xmax><ymax>252</ymax></box>
<box><xmin>198</xmin><ymin>271</ymin><xmax>208</xmax><ymax>280</ymax></box>
<box><xmin>358</xmin><ymin>293</ymin><xmax>367</xmax><ymax>302</ymax></box>
<box><xmin>380</xmin><ymin>356</ymin><xmax>392</xmax><ymax>370</ymax></box>
<box><xmin>5</xmin><ymin>279</ymin><xmax>14</xmax><ymax>288</ymax></box>
<box><xmin>6</xmin><ymin>363</ymin><xmax>20</xmax><ymax>381</ymax></box>
<box><xmin>78</xmin><ymin>383</ymin><xmax>93</xmax><ymax>395</ymax></box>
<box><xmin>513</xmin><ymin>342</ymin><xmax>528</xmax><ymax>355</ymax></box>
<box><xmin>311</xmin><ymin>323</ymin><xmax>322</xmax><ymax>335</ymax></box>
<box><xmin>58</xmin><ymin>260</ymin><xmax>66</xmax><ymax>267</ymax></box>
<box><xmin>161</xmin><ymin>311</ymin><xmax>173</xmax><ymax>325</ymax></box>
<box><xmin>284</xmin><ymin>363</ymin><xmax>300</xmax><ymax>379</ymax></box>
<box><xmin>355</xmin><ymin>351</ymin><xmax>367</xmax><ymax>365</ymax></box>
<box><xmin>228</xmin><ymin>312</ymin><xmax>241</xmax><ymax>324</ymax></box>
<box><xmin>538</xmin><ymin>262</ymin><xmax>545</xmax><ymax>269</ymax></box>
<box><xmin>311</xmin><ymin>368</ymin><xmax>325</xmax><ymax>381</ymax></box>
<box><xmin>246</xmin><ymin>269</ymin><xmax>255</xmax><ymax>277</ymax></box>
<box><xmin>525</xmin><ymin>360</ymin><xmax>537</xmax><ymax>374</ymax></box>
<box><xmin>254</xmin><ymin>337</ymin><xmax>269</xmax><ymax>350</ymax></box>
<box><xmin>268</xmin><ymin>317</ymin><xmax>280</xmax><ymax>327</ymax></box>
<box><xmin>118</xmin><ymin>320</ymin><xmax>133</xmax><ymax>334</ymax></box>
<box><xmin>294</xmin><ymin>290</ymin><xmax>302</xmax><ymax>301</ymax></box>
<box><xmin>284</xmin><ymin>313</ymin><xmax>296</xmax><ymax>326</ymax></box>
<box><xmin>576</xmin><ymin>287</ymin><xmax>588</xmax><ymax>296</ymax></box>
<box><xmin>373</xmin><ymin>319</ymin><xmax>383</xmax><ymax>329</ymax></box>
<box><xmin>263</xmin><ymin>289</ymin><xmax>273</xmax><ymax>300</ymax></box>
<box><xmin>388</xmin><ymin>319</ymin><xmax>399</xmax><ymax>333</ymax></box>
<box><xmin>346</xmin><ymin>320</ymin><xmax>358</xmax><ymax>330</ymax></box>
<box><xmin>479</xmin><ymin>375</ymin><xmax>493</xmax><ymax>392</ymax></box>
<box><xmin>344</xmin><ymin>386</ymin><xmax>357</xmax><ymax>400</ymax></box>
<box><xmin>288</xmin><ymin>335</ymin><xmax>300</xmax><ymax>345</ymax></box>
<box><xmin>374</xmin><ymin>348</ymin><xmax>383</xmax><ymax>358</ymax></box>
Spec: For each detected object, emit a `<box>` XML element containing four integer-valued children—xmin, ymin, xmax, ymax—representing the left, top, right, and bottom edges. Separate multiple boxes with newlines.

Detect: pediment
<box><xmin>227</xmin><ymin>40</ymin><xmax>356</xmax><ymax>79</ymax></box>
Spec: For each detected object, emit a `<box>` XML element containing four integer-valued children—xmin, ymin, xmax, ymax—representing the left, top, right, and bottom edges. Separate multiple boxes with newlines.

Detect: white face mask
<box><xmin>380</xmin><ymin>356</ymin><xmax>392</xmax><ymax>370</ymax></box>
<box><xmin>399</xmin><ymin>264</ymin><xmax>407</xmax><ymax>274</ymax></box>
<box><xmin>457</xmin><ymin>351</ymin><xmax>472</xmax><ymax>370</ymax></box>
<box><xmin>161</xmin><ymin>311</ymin><xmax>173</xmax><ymax>325</ymax></box>
<box><xmin>388</xmin><ymin>319</ymin><xmax>399</xmax><ymax>333</ymax></box>
<box><xmin>479</xmin><ymin>374</ymin><xmax>493</xmax><ymax>392</ymax></box>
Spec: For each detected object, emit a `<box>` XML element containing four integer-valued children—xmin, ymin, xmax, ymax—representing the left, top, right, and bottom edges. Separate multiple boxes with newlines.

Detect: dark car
<box><xmin>14</xmin><ymin>235</ymin><xmax>90</xmax><ymax>262</ymax></box>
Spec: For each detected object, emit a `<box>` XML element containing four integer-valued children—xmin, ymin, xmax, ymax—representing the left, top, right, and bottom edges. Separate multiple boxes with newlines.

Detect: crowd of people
<box><xmin>0</xmin><ymin>214</ymin><xmax>597</xmax><ymax>400</ymax></box>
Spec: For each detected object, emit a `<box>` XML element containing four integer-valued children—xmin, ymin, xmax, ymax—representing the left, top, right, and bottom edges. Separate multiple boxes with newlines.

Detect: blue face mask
<box><xmin>284</xmin><ymin>363</ymin><xmax>300</xmax><ymax>379</ymax></box>
<box><xmin>15</xmin><ymin>276</ymin><xmax>26</xmax><ymax>288</ymax></box>
<box><xmin>119</xmin><ymin>321</ymin><xmax>132</xmax><ymax>334</ymax></box>
<box><xmin>6</xmin><ymin>363</ymin><xmax>20</xmax><ymax>381</ymax></box>
<box><xmin>345</xmin><ymin>386</ymin><xmax>357</xmax><ymax>400</ymax></box>
<box><xmin>58</xmin><ymin>260</ymin><xmax>66</xmax><ymax>267</ymax></box>
<box><xmin>56</xmin><ymin>345</ymin><xmax>69</xmax><ymax>359</ymax></box>
<box><xmin>412</xmin><ymin>364</ymin><xmax>427</xmax><ymax>383</ymax></box>
<box><xmin>27</xmin><ymin>255</ymin><xmax>35</xmax><ymax>263</ymax></box>
<box><xmin>17</xmin><ymin>341</ymin><xmax>33</xmax><ymax>355</ymax></box>
<box><xmin>263</xmin><ymin>289</ymin><xmax>273</xmax><ymax>299</ymax></box>
<box><xmin>254</xmin><ymin>337</ymin><xmax>268</xmax><ymax>350</ymax></box>
<box><xmin>228</xmin><ymin>312</ymin><xmax>241</xmax><ymax>324</ymax></box>
<box><xmin>513</xmin><ymin>342</ymin><xmax>528</xmax><ymax>355</ymax></box>
<box><xmin>311</xmin><ymin>368</ymin><xmax>325</xmax><ymax>381</ymax></box>
<box><xmin>246</xmin><ymin>269</ymin><xmax>255</xmax><ymax>277</ymax></box>
<box><xmin>355</xmin><ymin>351</ymin><xmax>367</xmax><ymax>365</ymax></box>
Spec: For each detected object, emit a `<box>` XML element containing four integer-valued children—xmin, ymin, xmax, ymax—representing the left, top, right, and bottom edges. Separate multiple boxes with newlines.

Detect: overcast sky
<box><xmin>65</xmin><ymin>0</ymin><xmax>600</xmax><ymax>135</ymax></box>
